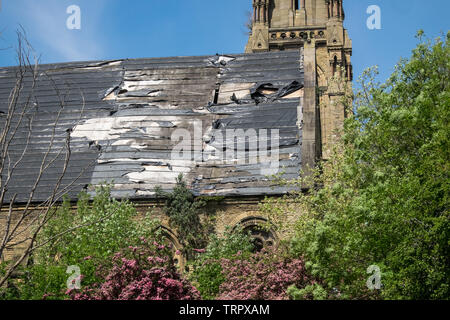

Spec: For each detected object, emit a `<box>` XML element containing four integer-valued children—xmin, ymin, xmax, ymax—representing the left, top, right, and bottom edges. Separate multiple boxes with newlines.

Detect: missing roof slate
<box><xmin>230</xmin><ymin>81</ymin><xmax>304</xmax><ymax>105</ymax></box>
<box><xmin>0</xmin><ymin>50</ymin><xmax>304</xmax><ymax>203</ymax></box>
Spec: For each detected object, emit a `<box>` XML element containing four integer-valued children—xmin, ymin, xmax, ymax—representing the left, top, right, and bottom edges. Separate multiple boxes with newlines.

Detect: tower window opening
<box><xmin>295</xmin><ymin>0</ymin><xmax>300</xmax><ymax>10</ymax></box>
<box><xmin>332</xmin><ymin>56</ymin><xmax>338</xmax><ymax>76</ymax></box>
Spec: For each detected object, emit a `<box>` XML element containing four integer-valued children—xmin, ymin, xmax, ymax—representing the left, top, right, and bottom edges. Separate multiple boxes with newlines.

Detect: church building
<box><xmin>0</xmin><ymin>0</ymin><xmax>352</xmax><ymax>264</ymax></box>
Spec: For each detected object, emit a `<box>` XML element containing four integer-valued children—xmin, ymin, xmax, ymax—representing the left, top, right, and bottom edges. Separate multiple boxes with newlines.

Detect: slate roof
<box><xmin>0</xmin><ymin>50</ymin><xmax>304</xmax><ymax>203</ymax></box>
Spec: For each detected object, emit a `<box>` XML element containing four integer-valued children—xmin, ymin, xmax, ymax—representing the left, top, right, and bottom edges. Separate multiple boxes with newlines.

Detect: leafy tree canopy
<box><xmin>288</xmin><ymin>31</ymin><xmax>449</xmax><ymax>299</ymax></box>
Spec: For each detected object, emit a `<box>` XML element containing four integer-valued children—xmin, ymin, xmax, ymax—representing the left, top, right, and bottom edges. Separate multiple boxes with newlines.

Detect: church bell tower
<box><xmin>246</xmin><ymin>0</ymin><xmax>353</xmax><ymax>159</ymax></box>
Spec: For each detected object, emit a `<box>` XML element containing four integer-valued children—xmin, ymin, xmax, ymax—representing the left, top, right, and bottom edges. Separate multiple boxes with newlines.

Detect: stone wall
<box><xmin>0</xmin><ymin>197</ymin><xmax>293</xmax><ymax>266</ymax></box>
<box><xmin>247</xmin><ymin>0</ymin><xmax>353</xmax><ymax>159</ymax></box>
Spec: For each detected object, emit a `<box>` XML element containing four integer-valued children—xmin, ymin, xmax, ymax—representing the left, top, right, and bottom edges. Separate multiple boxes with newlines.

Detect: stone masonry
<box><xmin>246</xmin><ymin>0</ymin><xmax>353</xmax><ymax>159</ymax></box>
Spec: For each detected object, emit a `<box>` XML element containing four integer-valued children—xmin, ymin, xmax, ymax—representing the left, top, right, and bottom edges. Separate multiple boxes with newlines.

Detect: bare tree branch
<box><xmin>0</xmin><ymin>29</ymin><xmax>107</xmax><ymax>288</ymax></box>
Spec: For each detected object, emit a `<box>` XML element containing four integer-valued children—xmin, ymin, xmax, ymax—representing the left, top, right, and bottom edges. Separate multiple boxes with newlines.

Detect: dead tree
<box><xmin>0</xmin><ymin>30</ymin><xmax>110</xmax><ymax>288</ymax></box>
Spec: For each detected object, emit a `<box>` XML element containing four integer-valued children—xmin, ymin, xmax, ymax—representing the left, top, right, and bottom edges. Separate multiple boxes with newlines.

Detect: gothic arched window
<box><xmin>295</xmin><ymin>0</ymin><xmax>300</xmax><ymax>10</ymax></box>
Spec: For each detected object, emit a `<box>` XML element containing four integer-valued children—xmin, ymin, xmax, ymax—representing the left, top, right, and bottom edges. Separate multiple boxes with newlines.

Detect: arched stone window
<box><xmin>233</xmin><ymin>216</ymin><xmax>278</xmax><ymax>252</ymax></box>
<box><xmin>156</xmin><ymin>225</ymin><xmax>186</xmax><ymax>271</ymax></box>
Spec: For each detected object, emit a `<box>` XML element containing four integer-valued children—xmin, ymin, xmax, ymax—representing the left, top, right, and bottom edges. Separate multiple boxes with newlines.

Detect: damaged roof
<box><xmin>0</xmin><ymin>50</ymin><xmax>304</xmax><ymax>203</ymax></box>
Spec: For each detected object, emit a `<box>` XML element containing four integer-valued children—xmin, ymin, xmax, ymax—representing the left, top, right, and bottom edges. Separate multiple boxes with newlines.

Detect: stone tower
<box><xmin>246</xmin><ymin>0</ymin><xmax>353</xmax><ymax>159</ymax></box>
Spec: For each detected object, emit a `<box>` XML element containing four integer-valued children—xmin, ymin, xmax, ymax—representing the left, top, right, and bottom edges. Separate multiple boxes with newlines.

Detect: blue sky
<box><xmin>0</xmin><ymin>0</ymin><xmax>449</xmax><ymax>83</ymax></box>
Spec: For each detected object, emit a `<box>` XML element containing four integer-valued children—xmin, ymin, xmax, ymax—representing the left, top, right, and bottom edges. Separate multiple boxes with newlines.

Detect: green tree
<box><xmin>155</xmin><ymin>174</ymin><xmax>208</xmax><ymax>260</ymax></box>
<box><xmin>287</xmin><ymin>32</ymin><xmax>449</xmax><ymax>299</ymax></box>
<box><xmin>3</xmin><ymin>185</ymin><xmax>159</xmax><ymax>300</ymax></box>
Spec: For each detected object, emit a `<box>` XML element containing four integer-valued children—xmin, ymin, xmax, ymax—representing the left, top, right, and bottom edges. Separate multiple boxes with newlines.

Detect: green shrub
<box><xmin>287</xmin><ymin>284</ymin><xmax>328</xmax><ymax>300</ymax></box>
<box><xmin>190</xmin><ymin>228</ymin><xmax>254</xmax><ymax>300</ymax></box>
<box><xmin>15</xmin><ymin>185</ymin><xmax>159</xmax><ymax>300</ymax></box>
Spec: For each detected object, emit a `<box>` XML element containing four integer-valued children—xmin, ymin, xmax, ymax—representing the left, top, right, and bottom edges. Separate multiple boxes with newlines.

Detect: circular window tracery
<box><xmin>233</xmin><ymin>217</ymin><xmax>278</xmax><ymax>252</ymax></box>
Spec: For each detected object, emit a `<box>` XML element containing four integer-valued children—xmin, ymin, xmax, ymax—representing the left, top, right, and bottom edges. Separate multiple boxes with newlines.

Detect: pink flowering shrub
<box><xmin>218</xmin><ymin>247</ymin><xmax>319</xmax><ymax>300</ymax></box>
<box><xmin>67</xmin><ymin>239</ymin><xmax>200</xmax><ymax>300</ymax></box>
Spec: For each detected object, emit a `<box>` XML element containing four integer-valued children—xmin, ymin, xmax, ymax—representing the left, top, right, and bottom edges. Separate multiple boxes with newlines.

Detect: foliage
<box><xmin>39</xmin><ymin>186</ymin><xmax>157</xmax><ymax>262</ymax></box>
<box><xmin>286</xmin><ymin>32</ymin><xmax>449</xmax><ymax>299</ymax></box>
<box><xmin>259</xmin><ymin>193</ymin><xmax>299</xmax><ymax>241</ymax></box>
<box><xmin>3</xmin><ymin>32</ymin><xmax>448</xmax><ymax>301</ymax></box>
<box><xmin>189</xmin><ymin>228</ymin><xmax>254</xmax><ymax>300</ymax></box>
<box><xmin>0</xmin><ymin>262</ymin><xmax>21</xmax><ymax>300</ymax></box>
<box><xmin>287</xmin><ymin>283</ymin><xmax>328</xmax><ymax>300</ymax></box>
<box><xmin>67</xmin><ymin>239</ymin><xmax>200</xmax><ymax>300</ymax></box>
<box><xmin>155</xmin><ymin>174</ymin><xmax>208</xmax><ymax>259</ymax></box>
<box><xmin>218</xmin><ymin>246</ymin><xmax>317</xmax><ymax>300</ymax></box>
<box><xmin>12</xmin><ymin>185</ymin><xmax>159</xmax><ymax>300</ymax></box>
